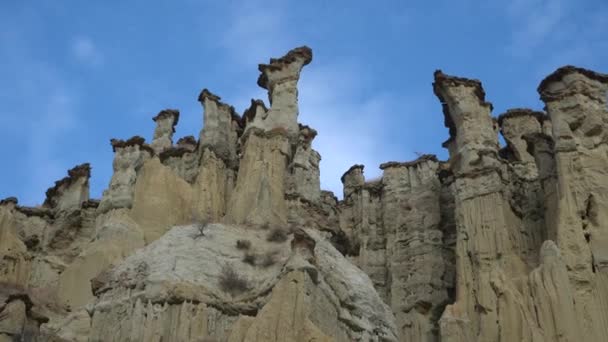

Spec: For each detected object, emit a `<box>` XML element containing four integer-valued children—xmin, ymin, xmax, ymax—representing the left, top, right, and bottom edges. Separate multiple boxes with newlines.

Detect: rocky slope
<box><xmin>1</xmin><ymin>47</ymin><xmax>608</xmax><ymax>341</ymax></box>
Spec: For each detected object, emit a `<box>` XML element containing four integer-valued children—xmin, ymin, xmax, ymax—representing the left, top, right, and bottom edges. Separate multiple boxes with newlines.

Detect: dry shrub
<box><xmin>192</xmin><ymin>220</ymin><xmax>208</xmax><ymax>239</ymax></box>
<box><xmin>219</xmin><ymin>264</ymin><xmax>250</xmax><ymax>295</ymax></box>
<box><xmin>242</xmin><ymin>252</ymin><xmax>257</xmax><ymax>265</ymax></box>
<box><xmin>236</xmin><ymin>239</ymin><xmax>251</xmax><ymax>250</ymax></box>
<box><xmin>266</xmin><ymin>228</ymin><xmax>288</xmax><ymax>243</ymax></box>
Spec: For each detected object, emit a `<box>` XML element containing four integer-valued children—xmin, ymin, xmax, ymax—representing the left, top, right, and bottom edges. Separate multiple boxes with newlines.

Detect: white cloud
<box><xmin>217</xmin><ymin>1</ymin><xmax>297</xmax><ymax>68</ymax></box>
<box><xmin>0</xmin><ymin>20</ymin><xmax>82</xmax><ymax>204</ymax></box>
<box><xmin>72</xmin><ymin>36</ymin><xmax>103</xmax><ymax>66</ymax></box>
<box><xmin>299</xmin><ymin>61</ymin><xmax>418</xmax><ymax>198</ymax></box>
<box><xmin>214</xmin><ymin>0</ymin><xmax>418</xmax><ymax>198</ymax></box>
<box><xmin>506</xmin><ymin>0</ymin><xmax>566</xmax><ymax>55</ymax></box>
<box><xmin>504</xmin><ymin>0</ymin><xmax>608</xmax><ymax>65</ymax></box>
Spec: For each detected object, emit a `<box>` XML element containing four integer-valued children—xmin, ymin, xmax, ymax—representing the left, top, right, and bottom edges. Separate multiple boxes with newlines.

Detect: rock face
<box><xmin>2</xmin><ymin>46</ymin><xmax>608</xmax><ymax>342</ymax></box>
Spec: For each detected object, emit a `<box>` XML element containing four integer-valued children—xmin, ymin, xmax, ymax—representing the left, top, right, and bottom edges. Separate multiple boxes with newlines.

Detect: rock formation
<box><xmin>1</xmin><ymin>46</ymin><xmax>608</xmax><ymax>341</ymax></box>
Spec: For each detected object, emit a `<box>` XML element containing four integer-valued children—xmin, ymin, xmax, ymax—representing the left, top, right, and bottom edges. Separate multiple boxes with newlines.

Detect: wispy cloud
<box><xmin>506</xmin><ymin>0</ymin><xmax>567</xmax><ymax>54</ymax></box>
<box><xmin>71</xmin><ymin>36</ymin><xmax>104</xmax><ymax>66</ymax></box>
<box><xmin>216</xmin><ymin>0</ymin><xmax>299</xmax><ymax>69</ymax></box>
<box><xmin>298</xmin><ymin>63</ymin><xmax>413</xmax><ymax>197</ymax></box>
<box><xmin>0</xmin><ymin>13</ymin><xmax>83</xmax><ymax>205</ymax></box>
<box><xmin>504</xmin><ymin>0</ymin><xmax>608</xmax><ymax>67</ymax></box>
<box><xmin>215</xmin><ymin>0</ymin><xmax>416</xmax><ymax>197</ymax></box>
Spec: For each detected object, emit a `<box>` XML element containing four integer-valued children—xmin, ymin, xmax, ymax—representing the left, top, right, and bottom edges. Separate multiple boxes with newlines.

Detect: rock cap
<box><xmin>496</xmin><ymin>108</ymin><xmax>547</xmax><ymax>126</ymax></box>
<box><xmin>43</xmin><ymin>163</ymin><xmax>91</xmax><ymax>208</ymax></box>
<box><xmin>152</xmin><ymin>109</ymin><xmax>180</xmax><ymax>126</ymax></box>
<box><xmin>110</xmin><ymin>136</ymin><xmax>155</xmax><ymax>155</ymax></box>
<box><xmin>257</xmin><ymin>46</ymin><xmax>313</xmax><ymax>89</ymax></box>
<box><xmin>537</xmin><ymin>65</ymin><xmax>608</xmax><ymax>101</ymax></box>
<box><xmin>340</xmin><ymin>164</ymin><xmax>364</xmax><ymax>184</ymax></box>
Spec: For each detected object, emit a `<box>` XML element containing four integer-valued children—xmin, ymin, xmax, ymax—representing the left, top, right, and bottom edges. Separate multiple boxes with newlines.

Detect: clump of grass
<box><xmin>242</xmin><ymin>252</ymin><xmax>257</xmax><ymax>265</ymax></box>
<box><xmin>236</xmin><ymin>239</ymin><xmax>251</xmax><ymax>250</ymax></box>
<box><xmin>266</xmin><ymin>228</ymin><xmax>288</xmax><ymax>243</ymax></box>
<box><xmin>219</xmin><ymin>264</ymin><xmax>250</xmax><ymax>295</ymax></box>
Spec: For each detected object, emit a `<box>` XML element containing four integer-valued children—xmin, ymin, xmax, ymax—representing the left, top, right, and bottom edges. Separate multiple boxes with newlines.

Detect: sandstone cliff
<box><xmin>1</xmin><ymin>47</ymin><xmax>607</xmax><ymax>342</ymax></box>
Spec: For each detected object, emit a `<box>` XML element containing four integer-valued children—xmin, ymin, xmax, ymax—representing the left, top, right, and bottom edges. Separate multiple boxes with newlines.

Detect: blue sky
<box><xmin>1</xmin><ymin>0</ymin><xmax>607</xmax><ymax>205</ymax></box>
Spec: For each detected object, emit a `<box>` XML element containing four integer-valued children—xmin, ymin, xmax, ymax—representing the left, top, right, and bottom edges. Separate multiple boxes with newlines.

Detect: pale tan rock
<box><xmin>228</xmin><ymin>271</ymin><xmax>333</xmax><ymax>342</ymax></box>
<box><xmin>150</xmin><ymin>109</ymin><xmax>179</xmax><ymax>154</ymax></box>
<box><xmin>226</xmin><ymin>130</ymin><xmax>290</xmax><ymax>226</ymax></box>
<box><xmin>192</xmin><ymin>148</ymin><xmax>235</xmax><ymax>223</ymax></box>
<box><xmin>86</xmin><ymin>224</ymin><xmax>397</xmax><ymax>341</ymax></box>
<box><xmin>0</xmin><ymin>218</ymin><xmax>30</xmax><ymax>286</ymax></box>
<box><xmin>380</xmin><ymin>157</ymin><xmax>453</xmax><ymax>342</ymax></box>
<box><xmin>537</xmin><ymin>65</ymin><xmax>608</xmax><ymax>341</ymax></box>
<box><xmin>0</xmin><ymin>299</ymin><xmax>26</xmax><ymax>337</ymax></box>
<box><xmin>98</xmin><ymin>138</ymin><xmax>152</xmax><ymax>214</ymax></box>
<box><xmin>6</xmin><ymin>47</ymin><xmax>608</xmax><ymax>342</ymax></box>
<box><xmin>56</xmin><ymin>208</ymin><xmax>144</xmax><ymax>309</ymax></box>
<box><xmin>43</xmin><ymin>163</ymin><xmax>91</xmax><ymax>213</ymax></box>
<box><xmin>497</xmin><ymin>108</ymin><xmax>545</xmax><ymax>163</ymax></box>
<box><xmin>434</xmin><ymin>70</ymin><xmax>535</xmax><ymax>341</ymax></box>
<box><xmin>130</xmin><ymin>157</ymin><xmax>193</xmax><ymax>244</ymax></box>
<box><xmin>337</xmin><ymin>155</ymin><xmax>455</xmax><ymax>342</ymax></box>
<box><xmin>41</xmin><ymin>309</ymin><xmax>91</xmax><ymax>342</ymax></box>
<box><xmin>249</xmin><ymin>46</ymin><xmax>312</xmax><ymax>138</ymax></box>
<box><xmin>198</xmin><ymin>89</ymin><xmax>240</xmax><ymax>168</ymax></box>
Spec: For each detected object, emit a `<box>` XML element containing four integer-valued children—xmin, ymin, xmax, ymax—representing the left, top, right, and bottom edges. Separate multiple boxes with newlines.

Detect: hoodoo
<box><xmin>1</xmin><ymin>47</ymin><xmax>608</xmax><ymax>341</ymax></box>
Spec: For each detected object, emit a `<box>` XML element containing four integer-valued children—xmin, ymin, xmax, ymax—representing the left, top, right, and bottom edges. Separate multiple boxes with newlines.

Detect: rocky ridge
<box><xmin>1</xmin><ymin>46</ymin><xmax>608</xmax><ymax>341</ymax></box>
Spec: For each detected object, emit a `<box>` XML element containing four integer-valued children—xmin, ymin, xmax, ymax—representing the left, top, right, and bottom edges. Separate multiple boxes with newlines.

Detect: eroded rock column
<box><xmin>150</xmin><ymin>109</ymin><xmax>179</xmax><ymax>154</ymax></box>
<box><xmin>97</xmin><ymin>137</ymin><xmax>153</xmax><ymax>214</ymax></box>
<box><xmin>249</xmin><ymin>46</ymin><xmax>312</xmax><ymax>138</ymax></box>
<box><xmin>380</xmin><ymin>156</ymin><xmax>453</xmax><ymax>342</ymax></box>
<box><xmin>58</xmin><ymin>137</ymin><xmax>151</xmax><ymax>309</ymax></box>
<box><xmin>498</xmin><ymin>109</ymin><xmax>548</xmax><ymax>265</ymax></box>
<box><xmin>434</xmin><ymin>71</ymin><xmax>535</xmax><ymax>342</ymax></box>
<box><xmin>538</xmin><ymin>66</ymin><xmax>608</xmax><ymax>341</ymax></box>
<box><xmin>227</xmin><ymin>47</ymin><xmax>314</xmax><ymax>227</ymax></box>
<box><xmin>226</xmin><ymin>129</ymin><xmax>290</xmax><ymax>226</ymax></box>
<box><xmin>193</xmin><ymin>89</ymin><xmax>241</xmax><ymax>222</ymax></box>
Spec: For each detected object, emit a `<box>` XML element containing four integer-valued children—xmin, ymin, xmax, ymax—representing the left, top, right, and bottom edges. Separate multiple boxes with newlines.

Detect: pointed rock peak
<box><xmin>152</xmin><ymin>109</ymin><xmax>180</xmax><ymax>125</ymax></box>
<box><xmin>257</xmin><ymin>46</ymin><xmax>313</xmax><ymax>89</ymax></box>
<box><xmin>496</xmin><ymin>108</ymin><xmax>547</xmax><ymax>126</ymax></box>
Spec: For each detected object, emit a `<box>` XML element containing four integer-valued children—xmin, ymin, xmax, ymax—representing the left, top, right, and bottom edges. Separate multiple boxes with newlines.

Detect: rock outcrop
<box><xmin>2</xmin><ymin>47</ymin><xmax>608</xmax><ymax>342</ymax></box>
<box><xmin>150</xmin><ymin>109</ymin><xmax>179</xmax><ymax>154</ymax></box>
